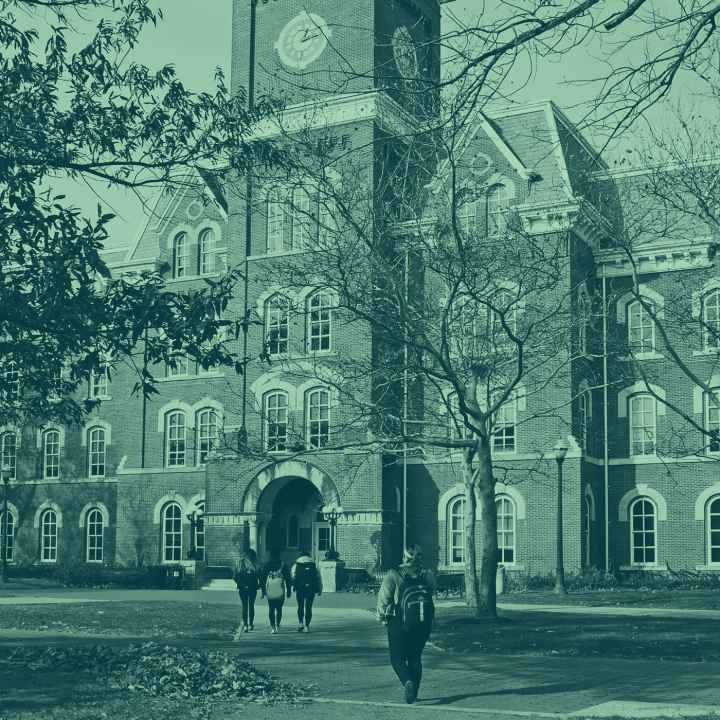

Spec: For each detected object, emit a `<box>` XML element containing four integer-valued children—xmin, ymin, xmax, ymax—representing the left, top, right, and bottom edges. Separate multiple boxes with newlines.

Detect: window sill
<box><xmin>619</xmin><ymin>564</ymin><xmax>663</xmax><ymax>572</ymax></box>
<box><xmin>695</xmin><ymin>565</ymin><xmax>720</xmax><ymax>571</ymax></box>
<box><xmin>157</xmin><ymin>373</ymin><xmax>224</xmax><ymax>382</ymax></box>
<box><xmin>619</xmin><ymin>352</ymin><xmax>664</xmax><ymax>361</ymax></box>
<box><xmin>89</xmin><ymin>395</ymin><xmax>112</xmax><ymax>401</ymax></box>
<box><xmin>86</xmin><ymin>560</ymin><xmax>103</xmax><ymax>564</ymax></box>
<box><xmin>40</xmin><ymin>559</ymin><xmax>57</xmax><ymax>564</ymax></box>
<box><xmin>249</xmin><ymin>250</ymin><xmax>304</xmax><ymax>260</ymax></box>
<box><xmin>165</xmin><ymin>273</ymin><xmax>222</xmax><ymax>284</ymax></box>
<box><xmin>692</xmin><ymin>349</ymin><xmax>720</xmax><ymax>357</ymax></box>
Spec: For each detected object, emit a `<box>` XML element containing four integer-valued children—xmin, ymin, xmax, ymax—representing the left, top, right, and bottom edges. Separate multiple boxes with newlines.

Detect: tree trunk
<box><xmin>476</xmin><ymin>436</ymin><xmax>498</xmax><ymax>618</ymax></box>
<box><xmin>462</xmin><ymin>453</ymin><xmax>480</xmax><ymax>612</ymax></box>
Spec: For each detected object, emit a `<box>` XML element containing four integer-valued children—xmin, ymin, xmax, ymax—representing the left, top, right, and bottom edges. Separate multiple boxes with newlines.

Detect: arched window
<box><xmin>266</xmin><ymin>188</ymin><xmax>287</xmax><ymax>253</ymax></box>
<box><xmin>265</xmin><ymin>296</ymin><xmax>290</xmax><ymax>357</ymax></box>
<box><xmin>448</xmin><ymin>497</ymin><xmax>465</xmax><ymax>565</ymax></box>
<box><xmin>40</xmin><ymin>508</ymin><xmax>58</xmax><ymax>562</ymax></box>
<box><xmin>264</xmin><ymin>391</ymin><xmax>288</xmax><ymax>452</ymax></box>
<box><xmin>306</xmin><ymin>388</ymin><xmax>330</xmax><ymax>449</ymax></box>
<box><xmin>496</xmin><ymin>495</ymin><xmax>516</xmax><ymax>564</ymax></box>
<box><xmin>172</xmin><ymin>232</ymin><xmax>187</xmax><ymax>279</ymax></box>
<box><xmin>1</xmin><ymin>431</ymin><xmax>17</xmax><ymax>480</ymax></box>
<box><xmin>492</xmin><ymin>397</ymin><xmax>517</xmax><ymax>453</ymax></box>
<box><xmin>287</xmin><ymin>514</ymin><xmax>299</xmax><ymax>549</ymax></box>
<box><xmin>165</xmin><ymin>411</ymin><xmax>186</xmax><ymax>467</ymax></box>
<box><xmin>43</xmin><ymin>430</ymin><xmax>60</xmax><ymax>479</ymax></box>
<box><xmin>196</xmin><ymin>409</ymin><xmax>217</xmax><ymax>465</ymax></box>
<box><xmin>162</xmin><ymin>502</ymin><xmax>182</xmax><ymax>562</ymax></box>
<box><xmin>705</xmin><ymin>390</ymin><xmax>720</xmax><ymax>453</ymax></box>
<box><xmin>579</xmin><ymin>392</ymin><xmax>589</xmax><ymax>452</ymax></box>
<box><xmin>707</xmin><ymin>497</ymin><xmax>720</xmax><ymax>565</ymax></box>
<box><xmin>2</xmin><ymin>360</ymin><xmax>19</xmax><ymax>402</ymax></box>
<box><xmin>1</xmin><ymin>510</ymin><xmax>15</xmax><ymax>563</ymax></box>
<box><xmin>86</xmin><ymin>508</ymin><xmax>103</xmax><ymax>563</ymax></box>
<box><xmin>88</xmin><ymin>427</ymin><xmax>106</xmax><ymax>478</ymax></box>
<box><xmin>166</xmin><ymin>354</ymin><xmax>189</xmax><ymax>378</ymax></box>
<box><xmin>628</xmin><ymin>300</ymin><xmax>655</xmax><ymax>354</ymax></box>
<box><xmin>486</xmin><ymin>184</ymin><xmax>508</xmax><ymax>237</ymax></box>
<box><xmin>292</xmin><ymin>184</ymin><xmax>316</xmax><ymax>250</ymax></box>
<box><xmin>198</xmin><ymin>228</ymin><xmax>216</xmax><ymax>275</ymax></box>
<box><xmin>630</xmin><ymin>497</ymin><xmax>656</xmax><ymax>565</ymax></box>
<box><xmin>307</xmin><ymin>292</ymin><xmax>333</xmax><ymax>352</ymax></box>
<box><xmin>703</xmin><ymin>290</ymin><xmax>720</xmax><ymax>350</ymax></box>
<box><xmin>629</xmin><ymin>394</ymin><xmax>655</xmax><ymax>456</ymax></box>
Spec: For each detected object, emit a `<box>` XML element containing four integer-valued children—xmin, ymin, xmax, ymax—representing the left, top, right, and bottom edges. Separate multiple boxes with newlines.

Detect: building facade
<box><xmin>3</xmin><ymin>0</ymin><xmax>720</xmax><ymax>580</ymax></box>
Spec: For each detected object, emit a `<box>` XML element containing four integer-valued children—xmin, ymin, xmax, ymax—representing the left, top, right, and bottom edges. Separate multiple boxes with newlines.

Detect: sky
<box><xmin>61</xmin><ymin>0</ymin><xmax>699</xmax><ymax>249</ymax></box>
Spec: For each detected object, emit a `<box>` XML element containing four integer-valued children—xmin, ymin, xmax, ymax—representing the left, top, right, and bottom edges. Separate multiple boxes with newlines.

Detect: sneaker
<box><xmin>404</xmin><ymin>680</ymin><xmax>416</xmax><ymax>704</ymax></box>
<box><xmin>248</xmin><ymin>625</ymin><xmax>254</xmax><ymax>631</ymax></box>
<box><xmin>232</xmin><ymin>630</ymin><xmax>242</xmax><ymax>641</ymax></box>
<box><xmin>270</xmin><ymin>626</ymin><xmax>277</xmax><ymax>634</ymax></box>
<box><xmin>303</xmin><ymin>626</ymin><xmax>310</xmax><ymax>633</ymax></box>
<box><xmin>297</xmin><ymin>625</ymin><xmax>304</xmax><ymax>632</ymax></box>
<box><xmin>242</xmin><ymin>625</ymin><xmax>249</xmax><ymax>633</ymax></box>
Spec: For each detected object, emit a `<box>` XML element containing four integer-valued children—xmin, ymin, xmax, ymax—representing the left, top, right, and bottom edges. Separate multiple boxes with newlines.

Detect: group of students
<box><xmin>233</xmin><ymin>548</ymin><xmax>322</xmax><ymax>636</ymax></box>
<box><xmin>234</xmin><ymin>544</ymin><xmax>436</xmax><ymax>706</ymax></box>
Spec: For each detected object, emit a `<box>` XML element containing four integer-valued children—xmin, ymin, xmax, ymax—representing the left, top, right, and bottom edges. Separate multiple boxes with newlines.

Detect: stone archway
<box><xmin>241</xmin><ymin>460</ymin><xmax>341</xmax><ymax>565</ymax></box>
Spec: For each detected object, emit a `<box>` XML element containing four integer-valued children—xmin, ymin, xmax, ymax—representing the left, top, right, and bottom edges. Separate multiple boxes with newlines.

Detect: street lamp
<box><xmin>1</xmin><ymin>464</ymin><xmax>11</xmax><ymax>583</ymax></box>
<box><xmin>321</xmin><ymin>504</ymin><xmax>344</xmax><ymax>558</ymax></box>
<box><xmin>553</xmin><ymin>438</ymin><xmax>568</xmax><ymax>595</ymax></box>
<box><xmin>187</xmin><ymin>511</ymin><xmax>198</xmax><ymax>560</ymax></box>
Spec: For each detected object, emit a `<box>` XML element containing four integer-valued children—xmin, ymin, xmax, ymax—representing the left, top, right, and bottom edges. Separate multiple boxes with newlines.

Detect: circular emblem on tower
<box><xmin>392</xmin><ymin>26</ymin><xmax>418</xmax><ymax>79</ymax></box>
<box><xmin>275</xmin><ymin>12</ymin><xmax>331</xmax><ymax>69</ymax></box>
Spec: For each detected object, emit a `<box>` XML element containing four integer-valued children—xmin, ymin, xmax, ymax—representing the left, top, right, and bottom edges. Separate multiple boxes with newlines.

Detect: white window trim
<box><xmin>265</xmin><ymin>295</ymin><xmax>291</xmax><ymax>357</ymax></box>
<box><xmin>706</xmin><ymin>496</ymin><xmax>720</xmax><ymax>568</ymax></box>
<box><xmin>305</xmin><ymin>386</ymin><xmax>331</xmax><ymax>449</ymax></box>
<box><xmin>264</xmin><ymin>390</ymin><xmax>290</xmax><ymax>453</ymax></box>
<box><xmin>165</xmin><ymin>410</ymin><xmax>188</xmax><ymax>468</ymax></box>
<box><xmin>39</xmin><ymin>507</ymin><xmax>59</xmax><ymax>564</ymax></box>
<box><xmin>306</xmin><ymin>290</ymin><xmax>334</xmax><ymax>354</ymax></box>
<box><xmin>161</xmin><ymin>501</ymin><xmax>183</xmax><ymax>564</ymax></box>
<box><xmin>85</xmin><ymin>507</ymin><xmax>104</xmax><ymax>563</ymax></box>
<box><xmin>87</xmin><ymin>426</ymin><xmax>107</xmax><ymax>479</ymax></box>
<box><xmin>495</xmin><ymin>494</ymin><xmax>517</xmax><ymax>566</ymax></box>
<box><xmin>617</xmin><ymin>382</ymin><xmax>666</xmax><ymax>418</ymax></box>
<box><xmin>628</xmin><ymin>496</ymin><xmax>658</xmax><ymax>568</ymax></box>
<box><xmin>195</xmin><ymin>407</ymin><xmax>219</xmax><ymax>466</ymax></box>
<box><xmin>626</xmin><ymin>299</ymin><xmax>657</xmax><ymax>355</ymax></box>
<box><xmin>628</xmin><ymin>393</ymin><xmax>656</xmax><ymax>457</ymax></box>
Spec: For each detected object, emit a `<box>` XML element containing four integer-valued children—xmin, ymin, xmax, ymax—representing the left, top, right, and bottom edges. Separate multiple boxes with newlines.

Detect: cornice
<box><xmin>251</xmin><ymin>91</ymin><xmax>420</xmax><ymax>142</ymax></box>
<box><xmin>596</xmin><ymin>238</ymin><xmax>716</xmax><ymax>278</ymax></box>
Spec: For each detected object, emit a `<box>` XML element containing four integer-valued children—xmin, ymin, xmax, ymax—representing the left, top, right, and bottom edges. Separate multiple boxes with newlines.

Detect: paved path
<box><xmin>1</xmin><ymin>598</ymin><xmax>720</xmax><ymax>718</ymax></box>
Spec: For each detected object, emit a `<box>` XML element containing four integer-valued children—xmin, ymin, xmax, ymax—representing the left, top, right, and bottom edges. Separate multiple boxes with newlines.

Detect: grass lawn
<box><xmin>432</xmin><ymin>606</ymin><xmax>717</xmax><ymax>661</ymax></box>
<box><xmin>500</xmin><ymin>588</ymin><xmax>720</xmax><ymax>610</ymax></box>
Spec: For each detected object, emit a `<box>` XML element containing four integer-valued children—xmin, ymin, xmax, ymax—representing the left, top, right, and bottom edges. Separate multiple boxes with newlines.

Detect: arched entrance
<box><xmin>241</xmin><ymin>460</ymin><xmax>341</xmax><ymax>566</ymax></box>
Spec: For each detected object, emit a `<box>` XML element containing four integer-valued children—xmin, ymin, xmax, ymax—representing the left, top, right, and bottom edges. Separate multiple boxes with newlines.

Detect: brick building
<box><xmin>2</xmin><ymin>0</ymin><xmax>720</xmax><ymax>581</ymax></box>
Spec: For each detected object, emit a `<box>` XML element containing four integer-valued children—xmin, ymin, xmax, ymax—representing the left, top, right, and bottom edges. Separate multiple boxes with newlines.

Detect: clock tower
<box><xmin>231</xmin><ymin>0</ymin><xmax>441</xmax><ymax>110</ymax></box>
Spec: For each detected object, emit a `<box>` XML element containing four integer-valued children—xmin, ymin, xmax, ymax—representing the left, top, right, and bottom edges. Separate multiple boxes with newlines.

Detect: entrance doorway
<box><xmin>313</xmin><ymin>521</ymin><xmax>330</xmax><ymax>564</ymax></box>
<box><xmin>260</xmin><ymin>477</ymin><xmax>323</xmax><ymax>566</ymax></box>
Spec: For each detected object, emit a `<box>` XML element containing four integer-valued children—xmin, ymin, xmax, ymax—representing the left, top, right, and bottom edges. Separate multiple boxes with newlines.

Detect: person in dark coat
<box><xmin>291</xmin><ymin>550</ymin><xmax>322</xmax><ymax>632</ymax></box>
<box><xmin>377</xmin><ymin>545</ymin><xmax>436</xmax><ymax>704</ymax></box>
<box><xmin>233</xmin><ymin>549</ymin><xmax>260</xmax><ymax>636</ymax></box>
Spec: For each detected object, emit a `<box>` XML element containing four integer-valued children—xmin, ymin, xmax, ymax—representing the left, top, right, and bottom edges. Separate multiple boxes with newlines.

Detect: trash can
<box><xmin>166</xmin><ymin>564</ymin><xmax>185</xmax><ymax>589</ymax></box>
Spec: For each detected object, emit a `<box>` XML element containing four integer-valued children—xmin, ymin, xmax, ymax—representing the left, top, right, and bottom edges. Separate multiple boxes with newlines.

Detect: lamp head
<box><xmin>553</xmin><ymin>438</ymin><xmax>569</xmax><ymax>462</ymax></box>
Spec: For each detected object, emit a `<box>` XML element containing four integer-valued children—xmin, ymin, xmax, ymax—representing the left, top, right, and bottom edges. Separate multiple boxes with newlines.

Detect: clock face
<box><xmin>392</xmin><ymin>26</ymin><xmax>418</xmax><ymax>79</ymax></box>
<box><xmin>275</xmin><ymin>12</ymin><xmax>331</xmax><ymax>69</ymax></box>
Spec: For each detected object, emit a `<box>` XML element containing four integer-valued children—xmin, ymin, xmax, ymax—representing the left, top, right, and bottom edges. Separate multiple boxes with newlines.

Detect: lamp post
<box><xmin>187</xmin><ymin>511</ymin><xmax>197</xmax><ymax>560</ymax></box>
<box><xmin>553</xmin><ymin>438</ymin><xmax>568</xmax><ymax>595</ymax></box>
<box><xmin>321</xmin><ymin>505</ymin><xmax>344</xmax><ymax>558</ymax></box>
<box><xmin>1</xmin><ymin>465</ymin><xmax>11</xmax><ymax>583</ymax></box>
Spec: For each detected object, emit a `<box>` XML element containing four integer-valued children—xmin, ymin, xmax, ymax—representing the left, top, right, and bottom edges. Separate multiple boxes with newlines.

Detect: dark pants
<box><xmin>296</xmin><ymin>592</ymin><xmax>316</xmax><ymax>626</ymax></box>
<box><xmin>386</xmin><ymin>617</ymin><xmax>432</xmax><ymax>690</ymax></box>
<box><xmin>268</xmin><ymin>598</ymin><xmax>284</xmax><ymax>627</ymax></box>
<box><xmin>239</xmin><ymin>590</ymin><xmax>256</xmax><ymax>626</ymax></box>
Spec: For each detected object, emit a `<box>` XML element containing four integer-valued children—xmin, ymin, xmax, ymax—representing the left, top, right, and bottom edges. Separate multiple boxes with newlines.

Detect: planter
<box><xmin>319</xmin><ymin>559</ymin><xmax>345</xmax><ymax>593</ymax></box>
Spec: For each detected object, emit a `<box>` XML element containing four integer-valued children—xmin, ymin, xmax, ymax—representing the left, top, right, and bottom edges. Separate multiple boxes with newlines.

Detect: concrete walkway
<box><xmin>1</xmin><ymin>596</ymin><xmax>720</xmax><ymax>718</ymax></box>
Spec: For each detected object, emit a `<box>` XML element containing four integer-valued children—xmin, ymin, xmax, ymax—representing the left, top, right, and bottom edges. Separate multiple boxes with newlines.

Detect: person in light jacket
<box><xmin>291</xmin><ymin>550</ymin><xmax>322</xmax><ymax>632</ymax></box>
<box><xmin>377</xmin><ymin>545</ymin><xmax>436</xmax><ymax>705</ymax></box>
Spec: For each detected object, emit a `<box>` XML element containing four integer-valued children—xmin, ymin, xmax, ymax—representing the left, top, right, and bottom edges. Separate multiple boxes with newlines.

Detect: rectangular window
<box><xmin>89</xmin><ymin>365</ymin><xmax>110</xmax><ymax>399</ymax></box>
<box><xmin>492</xmin><ymin>399</ymin><xmax>516</xmax><ymax>453</ymax></box>
<box><xmin>196</xmin><ymin>410</ymin><xmax>217</xmax><ymax>465</ymax></box>
<box><xmin>628</xmin><ymin>301</ymin><xmax>655</xmax><ymax>353</ymax></box>
<box><xmin>708</xmin><ymin>390</ymin><xmax>720</xmax><ymax>453</ymax></box>
<box><xmin>1</xmin><ymin>511</ymin><xmax>14</xmax><ymax>562</ymax></box>
<box><xmin>43</xmin><ymin>432</ymin><xmax>60</xmax><ymax>479</ymax></box>
<box><xmin>307</xmin><ymin>389</ymin><xmax>330</xmax><ymax>448</ymax></box>
<box><xmin>88</xmin><ymin>429</ymin><xmax>106</xmax><ymax>478</ymax></box>
<box><xmin>308</xmin><ymin>293</ymin><xmax>332</xmax><ymax>352</ymax></box>
<box><xmin>265</xmin><ymin>393</ymin><xmax>288</xmax><ymax>452</ymax></box>
<box><xmin>1</xmin><ymin>433</ymin><xmax>16</xmax><ymax>480</ymax></box>
<box><xmin>630</xmin><ymin>395</ymin><xmax>655</xmax><ymax>456</ymax></box>
<box><xmin>292</xmin><ymin>186</ymin><xmax>315</xmax><ymax>251</ymax></box>
<box><xmin>166</xmin><ymin>355</ymin><xmax>189</xmax><ymax>378</ymax></box>
<box><xmin>267</xmin><ymin>192</ymin><xmax>286</xmax><ymax>253</ymax></box>
<box><xmin>266</xmin><ymin>303</ymin><xmax>289</xmax><ymax>356</ymax></box>
<box><xmin>3</xmin><ymin>361</ymin><xmax>19</xmax><ymax>402</ymax></box>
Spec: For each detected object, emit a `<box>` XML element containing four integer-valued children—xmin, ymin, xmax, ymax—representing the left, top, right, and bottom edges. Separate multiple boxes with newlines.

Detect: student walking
<box><xmin>261</xmin><ymin>551</ymin><xmax>292</xmax><ymax>634</ymax></box>
<box><xmin>233</xmin><ymin>550</ymin><xmax>259</xmax><ymax>637</ymax></box>
<box><xmin>377</xmin><ymin>545</ymin><xmax>436</xmax><ymax>705</ymax></box>
<box><xmin>291</xmin><ymin>550</ymin><xmax>322</xmax><ymax>632</ymax></box>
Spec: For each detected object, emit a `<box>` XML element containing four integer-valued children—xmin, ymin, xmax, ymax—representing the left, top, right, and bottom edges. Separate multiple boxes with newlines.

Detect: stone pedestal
<box><xmin>319</xmin><ymin>560</ymin><xmax>345</xmax><ymax>593</ymax></box>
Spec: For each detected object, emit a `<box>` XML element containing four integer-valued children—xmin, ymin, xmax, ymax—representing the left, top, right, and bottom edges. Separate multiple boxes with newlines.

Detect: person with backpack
<box><xmin>376</xmin><ymin>545</ymin><xmax>436</xmax><ymax>705</ymax></box>
<box><xmin>291</xmin><ymin>550</ymin><xmax>322</xmax><ymax>632</ymax></box>
<box><xmin>233</xmin><ymin>550</ymin><xmax>260</xmax><ymax>637</ymax></box>
<box><xmin>261</xmin><ymin>551</ymin><xmax>292</xmax><ymax>634</ymax></box>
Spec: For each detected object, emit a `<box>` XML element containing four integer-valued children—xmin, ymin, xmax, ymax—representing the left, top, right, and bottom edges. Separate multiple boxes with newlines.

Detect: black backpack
<box><xmin>294</xmin><ymin>562</ymin><xmax>317</xmax><ymax>593</ymax></box>
<box><xmin>397</xmin><ymin>572</ymin><xmax>434</xmax><ymax>631</ymax></box>
<box><xmin>234</xmin><ymin>568</ymin><xmax>257</xmax><ymax>593</ymax></box>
